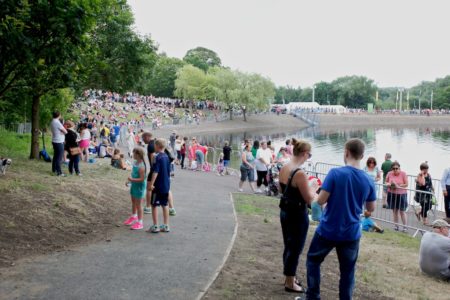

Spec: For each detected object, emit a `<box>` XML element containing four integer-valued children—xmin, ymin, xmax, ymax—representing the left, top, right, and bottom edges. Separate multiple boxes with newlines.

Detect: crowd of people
<box><xmin>49</xmin><ymin>109</ymin><xmax>450</xmax><ymax>297</ymax></box>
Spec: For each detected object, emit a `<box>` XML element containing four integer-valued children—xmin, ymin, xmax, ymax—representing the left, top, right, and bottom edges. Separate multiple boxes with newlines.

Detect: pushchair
<box><xmin>266</xmin><ymin>164</ymin><xmax>281</xmax><ymax>197</ymax></box>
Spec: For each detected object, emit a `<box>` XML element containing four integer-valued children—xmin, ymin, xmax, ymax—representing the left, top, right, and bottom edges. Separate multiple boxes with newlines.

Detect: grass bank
<box><xmin>204</xmin><ymin>194</ymin><xmax>448</xmax><ymax>300</ymax></box>
<box><xmin>0</xmin><ymin>130</ymin><xmax>129</xmax><ymax>268</ymax></box>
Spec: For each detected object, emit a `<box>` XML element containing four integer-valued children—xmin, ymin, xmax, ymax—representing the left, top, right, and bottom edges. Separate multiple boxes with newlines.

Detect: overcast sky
<box><xmin>128</xmin><ymin>0</ymin><xmax>450</xmax><ymax>88</ymax></box>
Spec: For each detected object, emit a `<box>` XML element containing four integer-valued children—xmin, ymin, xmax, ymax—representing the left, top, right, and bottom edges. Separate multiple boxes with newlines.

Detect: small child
<box><xmin>148</xmin><ymin>138</ymin><xmax>172</xmax><ymax>233</ymax></box>
<box><xmin>361</xmin><ymin>210</ymin><xmax>384</xmax><ymax>233</ymax></box>
<box><xmin>217</xmin><ymin>153</ymin><xmax>225</xmax><ymax>176</ymax></box>
<box><xmin>123</xmin><ymin>148</ymin><xmax>147</xmax><ymax>230</ymax></box>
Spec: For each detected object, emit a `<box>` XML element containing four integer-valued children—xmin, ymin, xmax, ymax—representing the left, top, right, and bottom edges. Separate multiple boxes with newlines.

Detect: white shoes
<box><xmin>238</xmin><ymin>188</ymin><xmax>244</xmax><ymax>192</ymax></box>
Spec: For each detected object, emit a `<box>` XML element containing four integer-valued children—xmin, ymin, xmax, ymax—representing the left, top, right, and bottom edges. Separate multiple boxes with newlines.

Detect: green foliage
<box><xmin>40</xmin><ymin>88</ymin><xmax>76</xmax><ymax>127</ymax></box>
<box><xmin>183</xmin><ymin>47</ymin><xmax>222</xmax><ymax>71</ymax></box>
<box><xmin>82</xmin><ymin>0</ymin><xmax>158</xmax><ymax>93</ymax></box>
<box><xmin>147</xmin><ymin>56</ymin><xmax>185</xmax><ymax>97</ymax></box>
<box><xmin>0</xmin><ymin>131</ymin><xmax>52</xmax><ymax>159</ymax></box>
<box><xmin>174</xmin><ymin>65</ymin><xmax>209</xmax><ymax>100</ymax></box>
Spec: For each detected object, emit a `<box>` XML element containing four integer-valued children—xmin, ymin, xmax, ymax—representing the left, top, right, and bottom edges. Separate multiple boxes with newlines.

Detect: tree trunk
<box><xmin>242</xmin><ymin>108</ymin><xmax>247</xmax><ymax>122</ymax></box>
<box><xmin>30</xmin><ymin>94</ymin><xmax>41</xmax><ymax>159</ymax></box>
<box><xmin>229</xmin><ymin>106</ymin><xmax>233</xmax><ymax>120</ymax></box>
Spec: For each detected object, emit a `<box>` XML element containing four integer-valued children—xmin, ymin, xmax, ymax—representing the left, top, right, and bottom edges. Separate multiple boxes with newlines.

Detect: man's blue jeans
<box><xmin>52</xmin><ymin>142</ymin><xmax>64</xmax><ymax>175</ymax></box>
<box><xmin>306</xmin><ymin>232</ymin><xmax>360</xmax><ymax>300</ymax></box>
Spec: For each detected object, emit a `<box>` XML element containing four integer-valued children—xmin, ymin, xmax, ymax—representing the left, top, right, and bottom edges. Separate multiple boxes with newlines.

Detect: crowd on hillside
<box><xmin>72</xmin><ymin>89</ymin><xmax>224</xmax><ymax>130</ymax></box>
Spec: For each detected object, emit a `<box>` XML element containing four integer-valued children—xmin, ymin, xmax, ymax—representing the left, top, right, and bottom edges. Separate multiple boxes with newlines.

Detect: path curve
<box><xmin>0</xmin><ymin>170</ymin><xmax>237</xmax><ymax>300</ymax></box>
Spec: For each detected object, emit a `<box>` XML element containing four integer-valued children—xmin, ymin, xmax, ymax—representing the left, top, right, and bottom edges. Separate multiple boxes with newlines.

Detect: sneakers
<box><xmin>143</xmin><ymin>207</ymin><xmax>152</xmax><ymax>214</ymax></box>
<box><xmin>131</xmin><ymin>221</ymin><xmax>143</xmax><ymax>230</ymax></box>
<box><xmin>149</xmin><ymin>225</ymin><xmax>160</xmax><ymax>233</ymax></box>
<box><xmin>255</xmin><ymin>188</ymin><xmax>262</xmax><ymax>194</ymax></box>
<box><xmin>238</xmin><ymin>188</ymin><xmax>244</xmax><ymax>192</ymax></box>
<box><xmin>123</xmin><ymin>216</ymin><xmax>138</xmax><ymax>226</ymax></box>
<box><xmin>160</xmin><ymin>224</ymin><xmax>170</xmax><ymax>232</ymax></box>
<box><xmin>169</xmin><ymin>208</ymin><xmax>176</xmax><ymax>216</ymax></box>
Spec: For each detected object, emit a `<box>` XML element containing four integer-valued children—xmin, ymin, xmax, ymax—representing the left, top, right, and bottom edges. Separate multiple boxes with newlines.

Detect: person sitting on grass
<box><xmin>148</xmin><ymin>138</ymin><xmax>172</xmax><ymax>233</ymax></box>
<box><xmin>361</xmin><ymin>210</ymin><xmax>384</xmax><ymax>233</ymax></box>
<box><xmin>111</xmin><ymin>149</ymin><xmax>130</xmax><ymax>170</ymax></box>
<box><xmin>419</xmin><ymin>219</ymin><xmax>450</xmax><ymax>280</ymax></box>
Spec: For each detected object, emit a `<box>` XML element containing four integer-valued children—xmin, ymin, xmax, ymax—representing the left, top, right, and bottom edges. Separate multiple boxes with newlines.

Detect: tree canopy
<box><xmin>183</xmin><ymin>47</ymin><xmax>222</xmax><ymax>71</ymax></box>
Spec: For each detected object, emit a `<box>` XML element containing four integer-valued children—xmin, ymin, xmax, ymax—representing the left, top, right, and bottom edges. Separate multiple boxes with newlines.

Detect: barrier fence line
<box><xmin>312</xmin><ymin>162</ymin><xmax>445</xmax><ymax>213</ymax></box>
<box><xmin>304</xmin><ymin>167</ymin><xmax>442</xmax><ymax>237</ymax></box>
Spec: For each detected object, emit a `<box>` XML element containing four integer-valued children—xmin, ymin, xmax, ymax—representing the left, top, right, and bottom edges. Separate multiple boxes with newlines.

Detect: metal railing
<box><xmin>304</xmin><ymin>168</ymin><xmax>444</xmax><ymax>237</ymax></box>
<box><xmin>0</xmin><ymin>123</ymin><xmax>32</xmax><ymax>134</ymax></box>
<box><xmin>310</xmin><ymin>162</ymin><xmax>445</xmax><ymax>212</ymax></box>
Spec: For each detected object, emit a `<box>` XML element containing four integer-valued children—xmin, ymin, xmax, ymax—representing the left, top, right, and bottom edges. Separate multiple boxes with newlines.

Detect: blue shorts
<box><xmin>195</xmin><ymin>150</ymin><xmax>205</xmax><ymax>164</ymax></box>
<box><xmin>224</xmin><ymin>160</ymin><xmax>230</xmax><ymax>167</ymax></box>
<box><xmin>240</xmin><ymin>165</ymin><xmax>255</xmax><ymax>182</ymax></box>
<box><xmin>151</xmin><ymin>192</ymin><xmax>169</xmax><ymax>207</ymax></box>
<box><xmin>387</xmin><ymin>193</ymin><xmax>408</xmax><ymax>211</ymax></box>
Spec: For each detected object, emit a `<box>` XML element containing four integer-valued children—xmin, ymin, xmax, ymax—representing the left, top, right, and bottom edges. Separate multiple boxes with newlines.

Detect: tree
<box><xmin>174</xmin><ymin>65</ymin><xmax>208</xmax><ymax>102</ymax></box>
<box><xmin>331</xmin><ymin>76</ymin><xmax>377</xmax><ymax>108</ymax></box>
<box><xmin>235</xmin><ymin>72</ymin><xmax>274</xmax><ymax>121</ymax></box>
<box><xmin>147</xmin><ymin>56</ymin><xmax>185</xmax><ymax>97</ymax></box>
<box><xmin>183</xmin><ymin>47</ymin><xmax>221</xmax><ymax>71</ymax></box>
<box><xmin>211</xmin><ymin>68</ymin><xmax>239</xmax><ymax>120</ymax></box>
<box><xmin>0</xmin><ymin>0</ymin><xmax>100</xmax><ymax>159</ymax></box>
<box><xmin>82</xmin><ymin>0</ymin><xmax>157</xmax><ymax>94</ymax></box>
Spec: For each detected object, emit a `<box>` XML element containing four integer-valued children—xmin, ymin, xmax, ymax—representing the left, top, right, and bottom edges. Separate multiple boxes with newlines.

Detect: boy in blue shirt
<box><xmin>303</xmin><ymin>139</ymin><xmax>376</xmax><ymax>300</ymax></box>
<box><xmin>148</xmin><ymin>138</ymin><xmax>172</xmax><ymax>233</ymax></box>
<box><xmin>361</xmin><ymin>210</ymin><xmax>384</xmax><ymax>233</ymax></box>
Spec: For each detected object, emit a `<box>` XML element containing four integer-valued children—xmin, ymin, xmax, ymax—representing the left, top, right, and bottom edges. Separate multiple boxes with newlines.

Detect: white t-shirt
<box><xmin>80</xmin><ymin>129</ymin><xmax>91</xmax><ymax>140</ymax></box>
<box><xmin>255</xmin><ymin>148</ymin><xmax>272</xmax><ymax>171</ymax></box>
<box><xmin>50</xmin><ymin>118</ymin><xmax>66</xmax><ymax>143</ymax></box>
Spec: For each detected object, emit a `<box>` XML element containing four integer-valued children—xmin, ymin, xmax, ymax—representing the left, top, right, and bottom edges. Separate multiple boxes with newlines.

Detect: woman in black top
<box><xmin>64</xmin><ymin>121</ymin><xmax>82</xmax><ymax>176</ymax></box>
<box><xmin>415</xmin><ymin>162</ymin><xmax>434</xmax><ymax>225</ymax></box>
<box><xmin>279</xmin><ymin>138</ymin><xmax>318</xmax><ymax>294</ymax></box>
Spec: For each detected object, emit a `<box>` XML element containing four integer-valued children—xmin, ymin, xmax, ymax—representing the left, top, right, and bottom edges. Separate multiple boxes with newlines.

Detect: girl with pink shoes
<box><xmin>123</xmin><ymin>148</ymin><xmax>147</xmax><ymax>230</ymax></box>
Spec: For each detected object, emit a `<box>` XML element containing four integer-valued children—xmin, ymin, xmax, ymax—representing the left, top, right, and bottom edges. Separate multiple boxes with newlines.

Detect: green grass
<box><xmin>363</xmin><ymin>228</ymin><xmax>420</xmax><ymax>250</ymax></box>
<box><xmin>0</xmin><ymin>130</ymin><xmax>53</xmax><ymax>159</ymax></box>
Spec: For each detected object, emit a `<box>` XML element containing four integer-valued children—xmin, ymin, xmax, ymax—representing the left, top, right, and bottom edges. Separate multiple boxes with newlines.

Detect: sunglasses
<box><xmin>368</xmin><ymin>161</ymin><xmax>375</xmax><ymax>164</ymax></box>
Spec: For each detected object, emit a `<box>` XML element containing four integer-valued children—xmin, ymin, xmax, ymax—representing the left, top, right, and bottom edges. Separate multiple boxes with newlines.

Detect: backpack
<box><xmin>39</xmin><ymin>133</ymin><xmax>52</xmax><ymax>163</ymax></box>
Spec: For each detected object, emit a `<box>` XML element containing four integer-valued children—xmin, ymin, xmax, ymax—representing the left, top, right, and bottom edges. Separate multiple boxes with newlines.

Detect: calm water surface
<box><xmin>199</xmin><ymin>127</ymin><xmax>450</xmax><ymax>179</ymax></box>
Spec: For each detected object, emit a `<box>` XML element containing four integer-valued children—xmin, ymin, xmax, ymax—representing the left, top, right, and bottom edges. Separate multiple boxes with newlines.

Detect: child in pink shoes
<box><xmin>123</xmin><ymin>148</ymin><xmax>147</xmax><ymax>230</ymax></box>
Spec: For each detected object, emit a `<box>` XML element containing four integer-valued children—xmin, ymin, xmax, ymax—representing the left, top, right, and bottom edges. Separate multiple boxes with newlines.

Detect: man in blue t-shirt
<box><xmin>304</xmin><ymin>139</ymin><xmax>376</xmax><ymax>300</ymax></box>
<box><xmin>148</xmin><ymin>138</ymin><xmax>172</xmax><ymax>233</ymax></box>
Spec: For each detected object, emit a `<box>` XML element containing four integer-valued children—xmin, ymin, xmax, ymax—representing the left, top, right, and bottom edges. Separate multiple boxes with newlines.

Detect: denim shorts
<box><xmin>387</xmin><ymin>193</ymin><xmax>408</xmax><ymax>211</ymax></box>
<box><xmin>195</xmin><ymin>150</ymin><xmax>205</xmax><ymax>164</ymax></box>
<box><xmin>224</xmin><ymin>160</ymin><xmax>230</xmax><ymax>167</ymax></box>
<box><xmin>240</xmin><ymin>165</ymin><xmax>255</xmax><ymax>182</ymax></box>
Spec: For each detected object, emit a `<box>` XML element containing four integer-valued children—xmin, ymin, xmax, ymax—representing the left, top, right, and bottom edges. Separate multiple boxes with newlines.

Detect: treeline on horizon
<box><xmin>1</xmin><ymin>0</ymin><xmax>449</xmax><ymax>158</ymax></box>
<box><xmin>274</xmin><ymin>76</ymin><xmax>450</xmax><ymax>110</ymax></box>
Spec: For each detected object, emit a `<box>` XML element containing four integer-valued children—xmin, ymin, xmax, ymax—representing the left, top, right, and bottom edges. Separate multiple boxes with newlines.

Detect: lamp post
<box><xmin>312</xmin><ymin>85</ymin><xmax>316</xmax><ymax>103</ymax></box>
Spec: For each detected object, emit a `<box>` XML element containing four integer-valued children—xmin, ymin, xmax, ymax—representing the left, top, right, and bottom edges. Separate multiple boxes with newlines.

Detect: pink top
<box><xmin>386</xmin><ymin>170</ymin><xmax>408</xmax><ymax>194</ymax></box>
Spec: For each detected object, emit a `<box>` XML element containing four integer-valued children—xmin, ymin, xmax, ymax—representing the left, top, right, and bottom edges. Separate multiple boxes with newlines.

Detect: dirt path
<box><xmin>0</xmin><ymin>170</ymin><xmax>238</xmax><ymax>300</ymax></box>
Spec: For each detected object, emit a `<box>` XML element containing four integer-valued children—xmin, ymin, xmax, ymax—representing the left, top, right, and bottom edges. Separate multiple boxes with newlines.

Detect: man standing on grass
<box><xmin>381</xmin><ymin>153</ymin><xmax>393</xmax><ymax>208</ymax></box>
<box><xmin>50</xmin><ymin>111</ymin><xmax>67</xmax><ymax>177</ymax></box>
<box><xmin>303</xmin><ymin>139</ymin><xmax>376</xmax><ymax>300</ymax></box>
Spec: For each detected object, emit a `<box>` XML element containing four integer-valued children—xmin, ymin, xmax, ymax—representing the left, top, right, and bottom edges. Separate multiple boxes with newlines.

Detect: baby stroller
<box><xmin>266</xmin><ymin>164</ymin><xmax>281</xmax><ymax>197</ymax></box>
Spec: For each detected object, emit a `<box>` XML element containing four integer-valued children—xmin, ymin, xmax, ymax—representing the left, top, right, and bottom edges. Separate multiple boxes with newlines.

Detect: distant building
<box><xmin>272</xmin><ymin>102</ymin><xmax>348</xmax><ymax>114</ymax></box>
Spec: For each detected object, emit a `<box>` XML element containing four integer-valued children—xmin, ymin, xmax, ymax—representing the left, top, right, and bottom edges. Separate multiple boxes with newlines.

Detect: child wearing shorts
<box><xmin>123</xmin><ymin>148</ymin><xmax>147</xmax><ymax>230</ymax></box>
<box><xmin>148</xmin><ymin>138</ymin><xmax>172</xmax><ymax>233</ymax></box>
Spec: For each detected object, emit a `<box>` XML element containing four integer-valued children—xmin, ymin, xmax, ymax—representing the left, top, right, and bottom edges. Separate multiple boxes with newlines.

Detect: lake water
<box><xmin>199</xmin><ymin>127</ymin><xmax>450</xmax><ymax>181</ymax></box>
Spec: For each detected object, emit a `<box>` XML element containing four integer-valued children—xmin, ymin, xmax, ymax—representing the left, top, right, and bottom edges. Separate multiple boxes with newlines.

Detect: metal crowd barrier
<box><xmin>311</xmin><ymin>162</ymin><xmax>445</xmax><ymax>212</ymax></box>
<box><xmin>304</xmin><ymin>169</ymin><xmax>442</xmax><ymax>237</ymax></box>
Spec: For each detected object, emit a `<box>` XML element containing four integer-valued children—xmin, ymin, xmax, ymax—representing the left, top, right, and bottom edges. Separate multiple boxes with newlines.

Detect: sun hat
<box><xmin>431</xmin><ymin>219</ymin><xmax>450</xmax><ymax>228</ymax></box>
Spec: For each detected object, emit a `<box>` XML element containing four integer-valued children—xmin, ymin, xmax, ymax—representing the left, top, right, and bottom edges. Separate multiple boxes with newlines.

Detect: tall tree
<box><xmin>211</xmin><ymin>68</ymin><xmax>239</xmax><ymax>120</ymax></box>
<box><xmin>147</xmin><ymin>56</ymin><xmax>185</xmax><ymax>97</ymax></box>
<box><xmin>174</xmin><ymin>65</ymin><xmax>208</xmax><ymax>102</ymax></box>
<box><xmin>0</xmin><ymin>0</ymin><xmax>99</xmax><ymax>159</ymax></box>
<box><xmin>183</xmin><ymin>47</ymin><xmax>221</xmax><ymax>71</ymax></box>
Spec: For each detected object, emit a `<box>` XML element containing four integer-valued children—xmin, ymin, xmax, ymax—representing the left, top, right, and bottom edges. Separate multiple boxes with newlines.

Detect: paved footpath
<box><xmin>0</xmin><ymin>170</ymin><xmax>238</xmax><ymax>300</ymax></box>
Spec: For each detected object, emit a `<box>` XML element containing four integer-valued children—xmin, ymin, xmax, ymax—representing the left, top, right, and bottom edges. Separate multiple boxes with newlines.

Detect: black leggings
<box><xmin>257</xmin><ymin>170</ymin><xmax>268</xmax><ymax>187</ymax></box>
<box><xmin>445</xmin><ymin>185</ymin><xmax>450</xmax><ymax>218</ymax></box>
<box><xmin>420</xmin><ymin>200</ymin><xmax>433</xmax><ymax>218</ymax></box>
<box><xmin>180</xmin><ymin>154</ymin><xmax>186</xmax><ymax>169</ymax></box>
